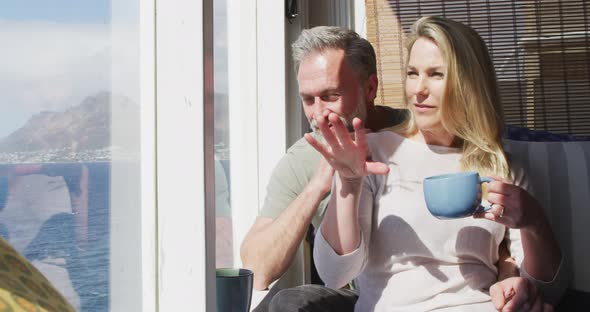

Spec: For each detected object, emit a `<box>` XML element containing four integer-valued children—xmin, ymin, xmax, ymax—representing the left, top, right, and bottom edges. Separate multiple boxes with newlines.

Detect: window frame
<box><xmin>138</xmin><ymin>0</ymin><xmax>157</xmax><ymax>309</ymax></box>
<box><xmin>227</xmin><ymin>0</ymin><xmax>287</xmax><ymax>268</ymax></box>
<box><xmin>152</xmin><ymin>0</ymin><xmax>215</xmax><ymax>310</ymax></box>
<box><xmin>150</xmin><ymin>0</ymin><xmax>288</xmax><ymax>310</ymax></box>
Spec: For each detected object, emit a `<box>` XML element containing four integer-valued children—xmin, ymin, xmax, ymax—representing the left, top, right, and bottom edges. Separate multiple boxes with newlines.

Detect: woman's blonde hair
<box><xmin>395</xmin><ymin>16</ymin><xmax>509</xmax><ymax>178</ymax></box>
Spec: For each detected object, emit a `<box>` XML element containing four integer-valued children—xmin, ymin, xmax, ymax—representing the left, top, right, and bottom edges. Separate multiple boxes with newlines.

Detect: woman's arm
<box><xmin>305</xmin><ymin>113</ymin><xmax>388</xmax><ymax>254</ymax></box>
<box><xmin>313</xmin><ymin>176</ymin><xmax>376</xmax><ymax>288</ymax></box>
<box><xmin>480</xmin><ymin>178</ymin><xmax>562</xmax><ymax>281</ymax></box>
<box><xmin>496</xmin><ymin>239</ymin><xmax>519</xmax><ymax>282</ymax></box>
<box><xmin>320</xmin><ymin>174</ymin><xmax>363</xmax><ymax>255</ymax></box>
<box><xmin>475</xmin><ymin>168</ymin><xmax>569</xmax><ymax>305</ymax></box>
<box><xmin>306</xmin><ymin>112</ymin><xmax>388</xmax><ymax>288</ymax></box>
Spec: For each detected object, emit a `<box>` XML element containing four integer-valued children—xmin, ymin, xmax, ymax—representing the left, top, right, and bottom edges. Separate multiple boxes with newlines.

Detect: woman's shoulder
<box><xmin>367</xmin><ymin>129</ymin><xmax>405</xmax><ymax>141</ymax></box>
<box><xmin>365</xmin><ymin>130</ymin><xmax>409</xmax><ymax>162</ymax></box>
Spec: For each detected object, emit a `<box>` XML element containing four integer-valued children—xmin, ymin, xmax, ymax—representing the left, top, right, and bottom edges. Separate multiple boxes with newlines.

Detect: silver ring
<box><xmin>499</xmin><ymin>206</ymin><xmax>505</xmax><ymax>218</ymax></box>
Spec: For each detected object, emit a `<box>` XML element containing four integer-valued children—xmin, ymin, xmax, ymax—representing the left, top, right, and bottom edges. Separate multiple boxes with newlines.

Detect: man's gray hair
<box><xmin>291</xmin><ymin>26</ymin><xmax>377</xmax><ymax>82</ymax></box>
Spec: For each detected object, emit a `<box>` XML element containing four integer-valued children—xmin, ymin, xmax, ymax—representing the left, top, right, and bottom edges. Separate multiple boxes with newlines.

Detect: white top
<box><xmin>314</xmin><ymin>131</ymin><xmax>564</xmax><ymax>312</ymax></box>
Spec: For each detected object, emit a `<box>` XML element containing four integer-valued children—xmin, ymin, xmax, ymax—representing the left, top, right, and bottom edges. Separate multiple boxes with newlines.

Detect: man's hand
<box><xmin>490</xmin><ymin>277</ymin><xmax>554</xmax><ymax>311</ymax></box>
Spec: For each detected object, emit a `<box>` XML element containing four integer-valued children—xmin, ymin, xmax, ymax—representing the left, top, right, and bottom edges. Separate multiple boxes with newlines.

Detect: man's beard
<box><xmin>309</xmin><ymin>97</ymin><xmax>367</xmax><ymax>144</ymax></box>
<box><xmin>309</xmin><ymin>116</ymin><xmax>351</xmax><ymax>145</ymax></box>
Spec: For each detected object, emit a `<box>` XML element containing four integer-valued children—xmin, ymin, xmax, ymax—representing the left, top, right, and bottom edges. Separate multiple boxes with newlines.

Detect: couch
<box><xmin>504</xmin><ymin>128</ymin><xmax>590</xmax><ymax>311</ymax></box>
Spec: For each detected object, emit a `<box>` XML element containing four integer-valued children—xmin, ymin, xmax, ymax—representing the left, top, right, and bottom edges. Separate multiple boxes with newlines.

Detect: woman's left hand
<box><xmin>473</xmin><ymin>176</ymin><xmax>545</xmax><ymax>229</ymax></box>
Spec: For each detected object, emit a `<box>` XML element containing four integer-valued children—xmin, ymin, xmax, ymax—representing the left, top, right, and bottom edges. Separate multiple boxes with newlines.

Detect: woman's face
<box><xmin>405</xmin><ymin>37</ymin><xmax>447</xmax><ymax>135</ymax></box>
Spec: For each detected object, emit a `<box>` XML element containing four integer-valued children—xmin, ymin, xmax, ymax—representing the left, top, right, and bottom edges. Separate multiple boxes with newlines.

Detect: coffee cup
<box><xmin>216</xmin><ymin>268</ymin><xmax>253</xmax><ymax>312</ymax></box>
<box><xmin>423</xmin><ymin>171</ymin><xmax>492</xmax><ymax>219</ymax></box>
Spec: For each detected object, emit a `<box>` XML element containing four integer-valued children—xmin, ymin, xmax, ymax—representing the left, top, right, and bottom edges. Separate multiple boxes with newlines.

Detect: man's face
<box><xmin>297</xmin><ymin>49</ymin><xmax>370</xmax><ymax>134</ymax></box>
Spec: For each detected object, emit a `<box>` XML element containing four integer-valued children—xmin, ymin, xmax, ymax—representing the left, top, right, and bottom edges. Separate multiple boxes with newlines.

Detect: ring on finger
<box><xmin>499</xmin><ymin>206</ymin><xmax>505</xmax><ymax>218</ymax></box>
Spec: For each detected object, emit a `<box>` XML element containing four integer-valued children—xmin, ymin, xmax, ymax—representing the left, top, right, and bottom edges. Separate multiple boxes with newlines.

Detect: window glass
<box><xmin>0</xmin><ymin>1</ymin><xmax>141</xmax><ymax>311</ymax></box>
<box><xmin>214</xmin><ymin>0</ymin><xmax>233</xmax><ymax>268</ymax></box>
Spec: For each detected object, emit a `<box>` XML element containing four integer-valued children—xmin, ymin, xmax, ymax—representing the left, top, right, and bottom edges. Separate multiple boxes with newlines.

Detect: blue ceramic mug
<box><xmin>216</xmin><ymin>268</ymin><xmax>253</xmax><ymax>312</ymax></box>
<box><xmin>423</xmin><ymin>171</ymin><xmax>492</xmax><ymax>219</ymax></box>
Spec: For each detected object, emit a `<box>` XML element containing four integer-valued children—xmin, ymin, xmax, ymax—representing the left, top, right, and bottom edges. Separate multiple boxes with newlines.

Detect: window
<box><xmin>214</xmin><ymin>0</ymin><xmax>287</xmax><ymax>272</ymax></box>
<box><xmin>214</xmin><ymin>0</ymin><xmax>233</xmax><ymax>269</ymax></box>
<box><xmin>0</xmin><ymin>0</ymin><xmax>290</xmax><ymax>310</ymax></box>
<box><xmin>0</xmin><ymin>1</ymin><xmax>142</xmax><ymax>311</ymax></box>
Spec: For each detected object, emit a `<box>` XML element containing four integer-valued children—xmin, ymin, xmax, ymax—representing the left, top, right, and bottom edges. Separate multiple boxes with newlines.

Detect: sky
<box><xmin>0</xmin><ymin>0</ymin><xmax>138</xmax><ymax>137</ymax></box>
<box><xmin>0</xmin><ymin>0</ymin><xmax>228</xmax><ymax>138</ymax></box>
<box><xmin>0</xmin><ymin>0</ymin><xmax>110</xmax><ymax>23</ymax></box>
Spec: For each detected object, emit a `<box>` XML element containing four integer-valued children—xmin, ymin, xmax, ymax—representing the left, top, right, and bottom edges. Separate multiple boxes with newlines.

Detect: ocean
<box><xmin>0</xmin><ymin>162</ymin><xmax>111</xmax><ymax>311</ymax></box>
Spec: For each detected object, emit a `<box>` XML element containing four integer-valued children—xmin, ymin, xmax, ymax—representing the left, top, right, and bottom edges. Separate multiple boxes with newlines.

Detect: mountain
<box><xmin>0</xmin><ymin>92</ymin><xmax>139</xmax><ymax>153</ymax></box>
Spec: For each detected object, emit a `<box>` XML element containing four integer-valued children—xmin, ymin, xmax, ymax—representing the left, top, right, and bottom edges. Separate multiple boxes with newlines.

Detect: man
<box><xmin>240</xmin><ymin>26</ymin><xmax>407</xmax><ymax>310</ymax></box>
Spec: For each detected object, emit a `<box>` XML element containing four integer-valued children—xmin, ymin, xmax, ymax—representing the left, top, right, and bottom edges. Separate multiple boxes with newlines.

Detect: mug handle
<box><xmin>477</xmin><ymin>177</ymin><xmax>494</xmax><ymax>212</ymax></box>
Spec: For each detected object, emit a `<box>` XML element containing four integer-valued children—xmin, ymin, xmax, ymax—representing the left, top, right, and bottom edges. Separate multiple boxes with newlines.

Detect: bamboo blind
<box><xmin>365</xmin><ymin>0</ymin><xmax>590</xmax><ymax>136</ymax></box>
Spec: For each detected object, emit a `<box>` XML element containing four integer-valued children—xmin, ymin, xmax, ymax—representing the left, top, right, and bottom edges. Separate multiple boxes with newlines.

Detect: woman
<box><xmin>305</xmin><ymin>16</ymin><xmax>567</xmax><ymax>311</ymax></box>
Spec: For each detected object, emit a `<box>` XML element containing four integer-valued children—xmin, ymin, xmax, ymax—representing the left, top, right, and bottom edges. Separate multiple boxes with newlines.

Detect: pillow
<box><xmin>0</xmin><ymin>237</ymin><xmax>75</xmax><ymax>312</ymax></box>
<box><xmin>504</xmin><ymin>139</ymin><xmax>590</xmax><ymax>293</ymax></box>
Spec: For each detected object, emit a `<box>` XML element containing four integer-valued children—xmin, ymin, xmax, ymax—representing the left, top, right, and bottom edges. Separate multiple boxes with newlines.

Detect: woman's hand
<box><xmin>474</xmin><ymin>176</ymin><xmax>546</xmax><ymax>230</ymax></box>
<box><xmin>304</xmin><ymin>112</ymin><xmax>389</xmax><ymax>180</ymax></box>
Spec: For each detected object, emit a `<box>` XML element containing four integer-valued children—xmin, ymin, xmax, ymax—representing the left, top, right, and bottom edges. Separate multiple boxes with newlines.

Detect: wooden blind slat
<box><xmin>366</xmin><ymin>0</ymin><xmax>590</xmax><ymax>136</ymax></box>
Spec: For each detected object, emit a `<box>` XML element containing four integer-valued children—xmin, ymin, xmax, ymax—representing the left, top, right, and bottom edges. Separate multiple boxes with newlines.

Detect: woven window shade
<box><xmin>366</xmin><ymin>0</ymin><xmax>590</xmax><ymax>136</ymax></box>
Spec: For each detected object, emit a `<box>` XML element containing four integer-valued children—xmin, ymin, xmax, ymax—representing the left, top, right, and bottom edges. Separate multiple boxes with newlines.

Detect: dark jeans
<box><xmin>253</xmin><ymin>284</ymin><xmax>357</xmax><ymax>312</ymax></box>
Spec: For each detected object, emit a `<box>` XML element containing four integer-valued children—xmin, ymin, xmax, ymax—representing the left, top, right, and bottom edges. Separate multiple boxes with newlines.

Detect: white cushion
<box><xmin>504</xmin><ymin>139</ymin><xmax>590</xmax><ymax>292</ymax></box>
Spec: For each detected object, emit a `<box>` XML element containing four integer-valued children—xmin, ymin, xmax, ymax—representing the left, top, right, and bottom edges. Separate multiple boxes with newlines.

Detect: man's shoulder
<box><xmin>269</xmin><ymin>136</ymin><xmax>320</xmax><ymax>178</ymax></box>
<box><xmin>285</xmin><ymin>136</ymin><xmax>320</xmax><ymax>160</ymax></box>
<box><xmin>260</xmin><ymin>136</ymin><xmax>322</xmax><ymax>219</ymax></box>
<box><xmin>374</xmin><ymin>105</ymin><xmax>409</xmax><ymax>130</ymax></box>
<box><xmin>287</xmin><ymin>136</ymin><xmax>314</xmax><ymax>150</ymax></box>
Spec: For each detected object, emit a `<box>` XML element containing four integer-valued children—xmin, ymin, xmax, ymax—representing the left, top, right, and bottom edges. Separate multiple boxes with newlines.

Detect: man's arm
<box><xmin>497</xmin><ymin>239</ymin><xmax>519</xmax><ymax>281</ymax></box>
<box><xmin>240</xmin><ymin>158</ymin><xmax>333</xmax><ymax>290</ymax></box>
<box><xmin>493</xmin><ymin>239</ymin><xmax>555</xmax><ymax>311</ymax></box>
